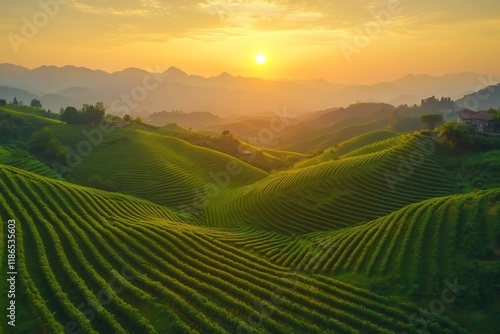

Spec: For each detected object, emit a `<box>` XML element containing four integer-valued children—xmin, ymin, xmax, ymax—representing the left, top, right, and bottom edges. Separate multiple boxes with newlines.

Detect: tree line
<box><xmin>59</xmin><ymin>102</ymin><xmax>106</xmax><ymax>125</ymax></box>
<box><xmin>0</xmin><ymin>97</ymin><xmax>43</xmax><ymax>108</ymax></box>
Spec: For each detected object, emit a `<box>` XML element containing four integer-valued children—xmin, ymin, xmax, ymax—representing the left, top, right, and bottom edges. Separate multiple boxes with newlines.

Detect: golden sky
<box><xmin>1</xmin><ymin>0</ymin><xmax>500</xmax><ymax>84</ymax></box>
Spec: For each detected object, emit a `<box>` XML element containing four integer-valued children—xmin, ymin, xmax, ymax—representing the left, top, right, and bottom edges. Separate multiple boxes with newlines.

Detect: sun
<box><xmin>255</xmin><ymin>53</ymin><xmax>267</xmax><ymax>65</ymax></box>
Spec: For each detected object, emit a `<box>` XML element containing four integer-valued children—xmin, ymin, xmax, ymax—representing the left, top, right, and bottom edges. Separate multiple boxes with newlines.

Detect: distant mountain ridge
<box><xmin>455</xmin><ymin>83</ymin><xmax>500</xmax><ymax>110</ymax></box>
<box><xmin>0</xmin><ymin>63</ymin><xmax>498</xmax><ymax>117</ymax></box>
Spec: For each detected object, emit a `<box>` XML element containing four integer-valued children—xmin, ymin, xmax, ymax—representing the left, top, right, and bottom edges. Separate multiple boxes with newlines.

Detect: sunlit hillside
<box><xmin>1</xmin><ymin>103</ymin><xmax>499</xmax><ymax>334</ymax></box>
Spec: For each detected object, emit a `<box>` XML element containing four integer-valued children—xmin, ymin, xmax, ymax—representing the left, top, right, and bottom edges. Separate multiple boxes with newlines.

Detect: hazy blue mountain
<box><xmin>0</xmin><ymin>64</ymin><xmax>498</xmax><ymax>117</ymax></box>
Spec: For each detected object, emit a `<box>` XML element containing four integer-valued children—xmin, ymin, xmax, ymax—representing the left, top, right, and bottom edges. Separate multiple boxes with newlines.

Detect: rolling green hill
<box><xmin>223</xmin><ymin>189</ymin><xmax>500</xmax><ymax>333</ymax></box>
<box><xmin>2</xmin><ymin>106</ymin><xmax>499</xmax><ymax>334</ymax></box>
<box><xmin>295</xmin><ymin>129</ymin><xmax>399</xmax><ymax>168</ymax></box>
<box><xmin>0</xmin><ymin>105</ymin><xmax>61</xmax><ymax>144</ymax></box>
<box><xmin>0</xmin><ymin>165</ymin><xmax>468</xmax><ymax>334</ymax></box>
<box><xmin>47</xmin><ymin>125</ymin><xmax>267</xmax><ymax>208</ymax></box>
<box><xmin>204</xmin><ymin>133</ymin><xmax>455</xmax><ymax>233</ymax></box>
<box><xmin>277</xmin><ymin>119</ymin><xmax>389</xmax><ymax>153</ymax></box>
<box><xmin>0</xmin><ymin>146</ymin><xmax>61</xmax><ymax>179</ymax></box>
<box><xmin>224</xmin><ymin>189</ymin><xmax>499</xmax><ymax>291</ymax></box>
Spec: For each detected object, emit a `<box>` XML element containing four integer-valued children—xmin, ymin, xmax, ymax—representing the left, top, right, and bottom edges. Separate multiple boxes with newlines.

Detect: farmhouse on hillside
<box><xmin>457</xmin><ymin>109</ymin><xmax>494</xmax><ymax>132</ymax></box>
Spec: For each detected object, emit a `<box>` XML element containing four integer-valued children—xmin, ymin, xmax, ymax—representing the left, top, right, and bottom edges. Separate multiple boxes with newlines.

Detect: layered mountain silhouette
<box><xmin>0</xmin><ymin>63</ymin><xmax>499</xmax><ymax>117</ymax></box>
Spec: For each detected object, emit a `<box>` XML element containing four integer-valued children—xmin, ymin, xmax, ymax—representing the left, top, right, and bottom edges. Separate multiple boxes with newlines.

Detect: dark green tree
<box><xmin>439</xmin><ymin>122</ymin><xmax>470</xmax><ymax>150</ymax></box>
<box><xmin>30</xmin><ymin>98</ymin><xmax>42</xmax><ymax>108</ymax></box>
<box><xmin>60</xmin><ymin>106</ymin><xmax>80</xmax><ymax>124</ymax></box>
<box><xmin>28</xmin><ymin>127</ymin><xmax>67</xmax><ymax>163</ymax></box>
<box><xmin>82</xmin><ymin>102</ymin><xmax>105</xmax><ymax>124</ymax></box>
<box><xmin>488</xmin><ymin>108</ymin><xmax>500</xmax><ymax>132</ymax></box>
<box><xmin>420</xmin><ymin>114</ymin><xmax>444</xmax><ymax>130</ymax></box>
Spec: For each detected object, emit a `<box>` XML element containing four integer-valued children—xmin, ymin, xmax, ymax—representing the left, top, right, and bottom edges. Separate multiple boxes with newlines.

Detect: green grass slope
<box><xmin>0</xmin><ymin>105</ymin><xmax>61</xmax><ymax>126</ymax></box>
<box><xmin>276</xmin><ymin>119</ymin><xmax>388</xmax><ymax>153</ymax></box>
<box><xmin>0</xmin><ymin>146</ymin><xmax>61</xmax><ymax>179</ymax></box>
<box><xmin>0</xmin><ymin>164</ymin><xmax>467</xmax><ymax>334</ymax></box>
<box><xmin>282</xmin><ymin>189</ymin><xmax>500</xmax><ymax>287</ymax></box>
<box><xmin>295</xmin><ymin>130</ymin><xmax>399</xmax><ymax>168</ymax></box>
<box><xmin>204</xmin><ymin>133</ymin><xmax>455</xmax><ymax>233</ymax></box>
<box><xmin>210</xmin><ymin>190</ymin><xmax>500</xmax><ymax>334</ymax></box>
<box><xmin>47</xmin><ymin>125</ymin><xmax>268</xmax><ymax>208</ymax></box>
<box><xmin>0</xmin><ymin>105</ymin><xmax>61</xmax><ymax>144</ymax></box>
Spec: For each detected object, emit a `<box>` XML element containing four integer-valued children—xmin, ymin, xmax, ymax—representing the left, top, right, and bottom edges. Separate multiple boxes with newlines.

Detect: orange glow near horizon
<box><xmin>1</xmin><ymin>1</ymin><xmax>499</xmax><ymax>84</ymax></box>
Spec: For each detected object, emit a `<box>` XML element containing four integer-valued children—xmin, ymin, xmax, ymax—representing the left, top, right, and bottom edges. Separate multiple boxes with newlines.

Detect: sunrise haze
<box><xmin>2</xmin><ymin>0</ymin><xmax>500</xmax><ymax>84</ymax></box>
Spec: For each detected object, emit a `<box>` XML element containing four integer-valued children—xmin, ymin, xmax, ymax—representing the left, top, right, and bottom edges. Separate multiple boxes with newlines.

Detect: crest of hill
<box><xmin>294</xmin><ymin>130</ymin><xmax>399</xmax><ymax>168</ymax></box>
<box><xmin>0</xmin><ymin>164</ymin><xmax>467</xmax><ymax>333</ymax></box>
<box><xmin>306</xmin><ymin>102</ymin><xmax>395</xmax><ymax>127</ymax></box>
<box><xmin>276</xmin><ymin>118</ymin><xmax>389</xmax><ymax>153</ymax></box>
<box><xmin>217</xmin><ymin>187</ymin><xmax>500</xmax><ymax>333</ymax></box>
<box><xmin>0</xmin><ymin>105</ymin><xmax>61</xmax><ymax>129</ymax></box>
<box><xmin>455</xmin><ymin>83</ymin><xmax>500</xmax><ymax>110</ymax></box>
<box><xmin>0</xmin><ymin>146</ymin><xmax>60</xmax><ymax>179</ymax></box>
<box><xmin>203</xmin><ymin>133</ymin><xmax>455</xmax><ymax>233</ymax></box>
<box><xmin>146</xmin><ymin>110</ymin><xmax>224</xmax><ymax>129</ymax></box>
<box><xmin>46</xmin><ymin>125</ymin><xmax>268</xmax><ymax>208</ymax></box>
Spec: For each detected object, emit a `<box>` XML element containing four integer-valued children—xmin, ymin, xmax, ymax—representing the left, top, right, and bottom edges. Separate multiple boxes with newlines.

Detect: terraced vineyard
<box><xmin>47</xmin><ymin>126</ymin><xmax>267</xmax><ymax>208</ymax></box>
<box><xmin>2</xmin><ymin>115</ymin><xmax>499</xmax><ymax>334</ymax></box>
<box><xmin>205</xmin><ymin>133</ymin><xmax>455</xmax><ymax>233</ymax></box>
<box><xmin>214</xmin><ymin>190</ymin><xmax>500</xmax><ymax>297</ymax></box>
<box><xmin>277</xmin><ymin>119</ymin><xmax>389</xmax><ymax>153</ymax></box>
<box><xmin>295</xmin><ymin>130</ymin><xmax>399</xmax><ymax>168</ymax></box>
<box><xmin>0</xmin><ymin>146</ymin><xmax>61</xmax><ymax>179</ymax></box>
<box><xmin>0</xmin><ymin>165</ymin><xmax>469</xmax><ymax>333</ymax></box>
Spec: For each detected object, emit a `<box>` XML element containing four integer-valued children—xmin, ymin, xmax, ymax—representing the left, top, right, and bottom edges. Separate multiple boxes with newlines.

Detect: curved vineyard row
<box><xmin>204</xmin><ymin>134</ymin><xmax>455</xmax><ymax>233</ymax></box>
<box><xmin>0</xmin><ymin>164</ymin><xmax>468</xmax><ymax>333</ymax></box>
<box><xmin>47</xmin><ymin>126</ymin><xmax>267</xmax><ymax>208</ymax></box>
<box><xmin>292</xmin><ymin>190</ymin><xmax>499</xmax><ymax>291</ymax></box>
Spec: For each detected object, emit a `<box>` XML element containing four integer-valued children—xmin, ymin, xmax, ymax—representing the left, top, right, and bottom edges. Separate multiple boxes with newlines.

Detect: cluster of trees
<box><xmin>177</xmin><ymin>130</ymin><xmax>241</xmax><ymax>156</ymax></box>
<box><xmin>30</xmin><ymin>99</ymin><xmax>42</xmax><ymax>108</ymax></box>
<box><xmin>389</xmin><ymin>105</ymin><xmax>423</xmax><ymax>132</ymax></box>
<box><xmin>174</xmin><ymin>129</ymin><xmax>298</xmax><ymax>171</ymax></box>
<box><xmin>439</xmin><ymin>121</ymin><xmax>500</xmax><ymax>151</ymax></box>
<box><xmin>0</xmin><ymin>113</ymin><xmax>34</xmax><ymax>143</ymax></box>
<box><xmin>420</xmin><ymin>114</ymin><xmax>443</xmax><ymax>130</ymax></box>
<box><xmin>0</xmin><ymin>97</ymin><xmax>42</xmax><ymax>107</ymax></box>
<box><xmin>28</xmin><ymin>127</ymin><xmax>67</xmax><ymax>164</ymax></box>
<box><xmin>390</xmin><ymin>96</ymin><xmax>458</xmax><ymax>132</ymax></box>
<box><xmin>123</xmin><ymin>114</ymin><xmax>143</xmax><ymax>124</ymax></box>
<box><xmin>0</xmin><ymin>97</ymin><xmax>22</xmax><ymax>106</ymax></box>
<box><xmin>459</xmin><ymin>151</ymin><xmax>500</xmax><ymax>190</ymax></box>
<box><xmin>487</xmin><ymin>108</ymin><xmax>500</xmax><ymax>131</ymax></box>
<box><xmin>60</xmin><ymin>102</ymin><xmax>105</xmax><ymax>125</ymax></box>
<box><xmin>420</xmin><ymin>96</ymin><xmax>454</xmax><ymax>110</ymax></box>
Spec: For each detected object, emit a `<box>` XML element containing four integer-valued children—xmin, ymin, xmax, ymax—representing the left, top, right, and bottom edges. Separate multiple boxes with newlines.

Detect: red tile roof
<box><xmin>458</xmin><ymin>109</ymin><xmax>494</xmax><ymax>121</ymax></box>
